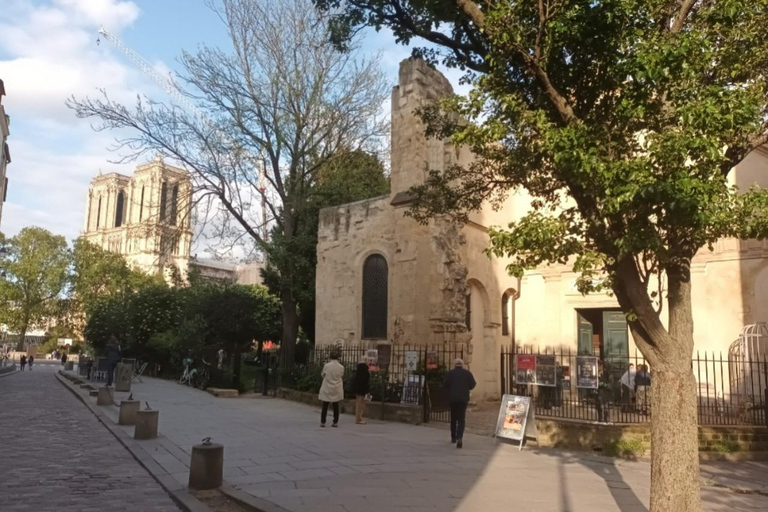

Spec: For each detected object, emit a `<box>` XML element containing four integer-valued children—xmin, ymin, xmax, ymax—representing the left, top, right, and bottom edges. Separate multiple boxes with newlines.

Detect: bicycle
<box><xmin>193</xmin><ymin>358</ymin><xmax>211</xmax><ymax>390</ymax></box>
<box><xmin>179</xmin><ymin>358</ymin><xmax>196</xmax><ymax>386</ymax></box>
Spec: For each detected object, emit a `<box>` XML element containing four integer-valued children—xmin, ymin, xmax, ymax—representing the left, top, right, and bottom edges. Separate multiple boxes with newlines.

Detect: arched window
<box><xmin>170</xmin><ymin>184</ymin><xmax>179</xmax><ymax>226</ymax></box>
<box><xmin>362</xmin><ymin>254</ymin><xmax>388</xmax><ymax>339</ymax></box>
<box><xmin>139</xmin><ymin>186</ymin><xmax>145</xmax><ymax>221</ymax></box>
<box><xmin>96</xmin><ymin>196</ymin><xmax>102</xmax><ymax>229</ymax></box>
<box><xmin>115</xmin><ymin>191</ymin><xmax>125</xmax><ymax>227</ymax></box>
<box><xmin>465</xmin><ymin>291</ymin><xmax>472</xmax><ymax>331</ymax></box>
<box><xmin>160</xmin><ymin>182</ymin><xmax>168</xmax><ymax>222</ymax></box>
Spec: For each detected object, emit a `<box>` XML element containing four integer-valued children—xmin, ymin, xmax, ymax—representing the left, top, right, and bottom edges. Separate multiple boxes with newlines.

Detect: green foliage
<box><xmin>604</xmin><ymin>438</ymin><xmax>647</xmax><ymax>459</ymax></box>
<box><xmin>39</xmin><ymin>338</ymin><xmax>59</xmax><ymax>355</ymax></box>
<box><xmin>0</xmin><ymin>227</ymin><xmax>71</xmax><ymax>347</ymax></box>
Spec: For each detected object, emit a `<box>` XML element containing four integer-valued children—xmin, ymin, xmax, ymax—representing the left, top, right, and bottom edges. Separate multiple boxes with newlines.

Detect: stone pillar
<box><xmin>97</xmin><ymin>387</ymin><xmax>113</xmax><ymax>406</ymax></box>
<box><xmin>188</xmin><ymin>440</ymin><xmax>224</xmax><ymax>490</ymax></box>
<box><xmin>134</xmin><ymin>409</ymin><xmax>159</xmax><ymax>440</ymax></box>
<box><xmin>119</xmin><ymin>399</ymin><xmax>140</xmax><ymax>425</ymax></box>
<box><xmin>114</xmin><ymin>363</ymin><xmax>132</xmax><ymax>392</ymax></box>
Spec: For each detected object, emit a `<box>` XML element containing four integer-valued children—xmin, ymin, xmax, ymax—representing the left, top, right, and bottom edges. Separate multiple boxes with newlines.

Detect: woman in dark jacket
<box><xmin>353</xmin><ymin>360</ymin><xmax>371</xmax><ymax>425</ymax></box>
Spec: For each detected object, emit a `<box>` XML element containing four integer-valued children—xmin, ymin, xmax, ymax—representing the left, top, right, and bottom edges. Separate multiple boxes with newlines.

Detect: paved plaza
<box><xmin>58</xmin><ymin>370</ymin><xmax>767</xmax><ymax>512</ymax></box>
<box><xmin>0</xmin><ymin>366</ymin><xmax>181</xmax><ymax>511</ymax></box>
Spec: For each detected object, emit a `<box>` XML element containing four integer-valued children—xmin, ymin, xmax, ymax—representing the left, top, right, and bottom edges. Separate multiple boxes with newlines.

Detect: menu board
<box><xmin>535</xmin><ymin>355</ymin><xmax>557</xmax><ymax>387</ymax></box>
<box><xmin>576</xmin><ymin>356</ymin><xmax>599</xmax><ymax>389</ymax></box>
<box><xmin>376</xmin><ymin>344</ymin><xmax>392</xmax><ymax>372</ymax></box>
<box><xmin>516</xmin><ymin>354</ymin><xmax>537</xmax><ymax>384</ymax></box>
<box><xmin>426</xmin><ymin>351</ymin><xmax>438</xmax><ymax>370</ymax></box>
<box><xmin>494</xmin><ymin>394</ymin><xmax>537</xmax><ymax>450</ymax></box>
<box><xmin>405</xmin><ymin>351</ymin><xmax>419</xmax><ymax>373</ymax></box>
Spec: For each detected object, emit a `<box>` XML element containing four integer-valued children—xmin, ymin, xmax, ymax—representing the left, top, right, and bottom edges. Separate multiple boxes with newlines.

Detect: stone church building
<box><xmin>316</xmin><ymin>59</ymin><xmax>768</xmax><ymax>401</ymax></box>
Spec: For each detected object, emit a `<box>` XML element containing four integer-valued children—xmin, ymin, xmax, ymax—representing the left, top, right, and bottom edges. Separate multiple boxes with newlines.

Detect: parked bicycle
<box><xmin>179</xmin><ymin>357</ymin><xmax>211</xmax><ymax>390</ymax></box>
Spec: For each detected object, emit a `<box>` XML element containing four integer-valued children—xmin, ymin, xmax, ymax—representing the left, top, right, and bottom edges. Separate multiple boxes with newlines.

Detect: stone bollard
<box><xmin>97</xmin><ymin>387</ymin><xmax>113</xmax><ymax>406</ymax></box>
<box><xmin>118</xmin><ymin>396</ymin><xmax>141</xmax><ymax>425</ymax></box>
<box><xmin>89</xmin><ymin>390</ymin><xmax>99</xmax><ymax>397</ymax></box>
<box><xmin>134</xmin><ymin>403</ymin><xmax>159</xmax><ymax>440</ymax></box>
<box><xmin>115</xmin><ymin>363</ymin><xmax>132</xmax><ymax>392</ymax></box>
<box><xmin>188</xmin><ymin>438</ymin><xmax>223</xmax><ymax>490</ymax></box>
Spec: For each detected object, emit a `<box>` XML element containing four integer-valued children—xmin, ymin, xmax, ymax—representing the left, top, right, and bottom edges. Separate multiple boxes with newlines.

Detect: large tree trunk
<box><xmin>280</xmin><ymin>288</ymin><xmax>299</xmax><ymax>367</ymax></box>
<box><xmin>649</xmin><ymin>272</ymin><xmax>700</xmax><ymax>512</ymax></box>
<box><xmin>614</xmin><ymin>259</ymin><xmax>700</xmax><ymax>512</ymax></box>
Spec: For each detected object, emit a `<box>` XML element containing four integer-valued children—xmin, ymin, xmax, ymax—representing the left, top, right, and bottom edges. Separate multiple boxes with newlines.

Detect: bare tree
<box><xmin>68</xmin><ymin>0</ymin><xmax>389</xmax><ymax>364</ymax></box>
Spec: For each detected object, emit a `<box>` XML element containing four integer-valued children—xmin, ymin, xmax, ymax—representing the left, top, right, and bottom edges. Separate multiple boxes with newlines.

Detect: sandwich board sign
<box><xmin>494</xmin><ymin>394</ymin><xmax>537</xmax><ymax>450</ymax></box>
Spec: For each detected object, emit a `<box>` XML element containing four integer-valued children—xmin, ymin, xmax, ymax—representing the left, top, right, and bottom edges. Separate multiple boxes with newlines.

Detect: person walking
<box><xmin>104</xmin><ymin>336</ymin><xmax>122</xmax><ymax>387</ymax></box>
<box><xmin>318</xmin><ymin>352</ymin><xmax>344</xmax><ymax>428</ymax></box>
<box><xmin>443</xmin><ymin>359</ymin><xmax>476</xmax><ymax>449</ymax></box>
<box><xmin>595</xmin><ymin>360</ymin><xmax>612</xmax><ymax>423</ymax></box>
<box><xmin>634</xmin><ymin>364</ymin><xmax>651</xmax><ymax>415</ymax></box>
<box><xmin>61</xmin><ymin>352</ymin><xmax>67</xmax><ymax>365</ymax></box>
<box><xmin>353</xmin><ymin>358</ymin><xmax>371</xmax><ymax>425</ymax></box>
<box><xmin>27</xmin><ymin>355</ymin><xmax>34</xmax><ymax>371</ymax></box>
<box><xmin>19</xmin><ymin>355</ymin><xmax>27</xmax><ymax>371</ymax></box>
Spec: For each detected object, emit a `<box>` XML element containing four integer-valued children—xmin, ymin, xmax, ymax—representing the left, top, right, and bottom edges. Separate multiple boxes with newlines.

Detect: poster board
<box><xmin>516</xmin><ymin>354</ymin><xmax>537</xmax><ymax>384</ymax></box>
<box><xmin>366</xmin><ymin>349</ymin><xmax>379</xmax><ymax>372</ymax></box>
<box><xmin>535</xmin><ymin>355</ymin><xmax>557</xmax><ymax>387</ymax></box>
<box><xmin>576</xmin><ymin>356</ymin><xmax>599</xmax><ymax>389</ymax></box>
<box><xmin>494</xmin><ymin>394</ymin><xmax>537</xmax><ymax>450</ymax></box>
<box><xmin>376</xmin><ymin>344</ymin><xmax>392</xmax><ymax>372</ymax></box>
<box><xmin>405</xmin><ymin>351</ymin><xmax>419</xmax><ymax>373</ymax></box>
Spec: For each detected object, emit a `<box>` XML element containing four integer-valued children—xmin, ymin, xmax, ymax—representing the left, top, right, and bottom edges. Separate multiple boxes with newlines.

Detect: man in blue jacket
<box><xmin>443</xmin><ymin>359</ymin><xmax>476</xmax><ymax>449</ymax></box>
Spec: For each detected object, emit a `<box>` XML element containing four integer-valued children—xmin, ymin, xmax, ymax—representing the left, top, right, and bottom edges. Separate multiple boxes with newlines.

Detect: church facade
<box><xmin>315</xmin><ymin>59</ymin><xmax>768</xmax><ymax>401</ymax></box>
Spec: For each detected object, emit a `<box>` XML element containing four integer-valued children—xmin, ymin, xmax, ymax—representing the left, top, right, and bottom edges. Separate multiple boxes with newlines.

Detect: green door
<box><xmin>603</xmin><ymin>311</ymin><xmax>629</xmax><ymax>360</ymax></box>
<box><xmin>578</xmin><ymin>314</ymin><xmax>594</xmax><ymax>355</ymax></box>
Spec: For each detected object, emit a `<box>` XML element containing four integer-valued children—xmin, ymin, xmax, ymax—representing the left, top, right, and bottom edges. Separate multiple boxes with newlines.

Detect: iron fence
<box><xmin>501</xmin><ymin>346</ymin><xmax>767</xmax><ymax>426</ymax></box>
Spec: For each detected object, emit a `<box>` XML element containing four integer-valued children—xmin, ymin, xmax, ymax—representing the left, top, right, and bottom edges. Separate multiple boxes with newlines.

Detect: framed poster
<box><xmin>426</xmin><ymin>351</ymin><xmax>438</xmax><ymax>370</ymax></box>
<box><xmin>576</xmin><ymin>356</ymin><xmax>599</xmax><ymax>389</ymax></box>
<box><xmin>516</xmin><ymin>354</ymin><xmax>537</xmax><ymax>384</ymax></box>
<box><xmin>494</xmin><ymin>394</ymin><xmax>537</xmax><ymax>450</ymax></box>
<box><xmin>535</xmin><ymin>355</ymin><xmax>557</xmax><ymax>387</ymax></box>
<box><xmin>376</xmin><ymin>344</ymin><xmax>392</xmax><ymax>372</ymax></box>
<box><xmin>366</xmin><ymin>349</ymin><xmax>379</xmax><ymax>372</ymax></box>
<box><xmin>405</xmin><ymin>351</ymin><xmax>419</xmax><ymax>373</ymax></box>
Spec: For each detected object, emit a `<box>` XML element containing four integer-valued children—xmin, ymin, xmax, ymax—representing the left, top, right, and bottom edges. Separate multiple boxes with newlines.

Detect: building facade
<box><xmin>314</xmin><ymin>59</ymin><xmax>768</xmax><ymax>401</ymax></box>
<box><xmin>81</xmin><ymin>155</ymin><xmax>193</xmax><ymax>277</ymax></box>
<box><xmin>0</xmin><ymin>79</ymin><xmax>11</xmax><ymax>228</ymax></box>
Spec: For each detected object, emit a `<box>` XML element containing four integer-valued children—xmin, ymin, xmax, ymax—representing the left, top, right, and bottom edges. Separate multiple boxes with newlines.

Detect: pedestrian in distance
<box><xmin>61</xmin><ymin>352</ymin><xmax>67</xmax><ymax>365</ymax></box>
<box><xmin>318</xmin><ymin>351</ymin><xmax>345</xmax><ymax>428</ymax></box>
<box><xmin>634</xmin><ymin>364</ymin><xmax>651</xmax><ymax>415</ymax></box>
<box><xmin>353</xmin><ymin>358</ymin><xmax>371</xmax><ymax>425</ymax></box>
<box><xmin>443</xmin><ymin>358</ymin><xmax>476</xmax><ymax>449</ymax></box>
<box><xmin>28</xmin><ymin>355</ymin><xmax>34</xmax><ymax>371</ymax></box>
<box><xmin>104</xmin><ymin>336</ymin><xmax>122</xmax><ymax>387</ymax></box>
<box><xmin>20</xmin><ymin>355</ymin><xmax>27</xmax><ymax>371</ymax></box>
<box><xmin>595</xmin><ymin>360</ymin><xmax>612</xmax><ymax>423</ymax></box>
<box><xmin>620</xmin><ymin>363</ymin><xmax>636</xmax><ymax>412</ymax></box>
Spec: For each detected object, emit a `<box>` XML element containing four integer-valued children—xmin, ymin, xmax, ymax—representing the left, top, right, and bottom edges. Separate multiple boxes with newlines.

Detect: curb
<box><xmin>55</xmin><ymin>371</ymin><xmax>213</xmax><ymax>512</ymax></box>
<box><xmin>219</xmin><ymin>485</ymin><xmax>291</xmax><ymax>512</ymax></box>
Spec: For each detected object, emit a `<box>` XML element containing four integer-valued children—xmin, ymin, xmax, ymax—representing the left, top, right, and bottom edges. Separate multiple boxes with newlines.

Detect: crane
<box><xmin>97</xmin><ymin>27</ymin><xmax>270</xmax><ymax>245</ymax></box>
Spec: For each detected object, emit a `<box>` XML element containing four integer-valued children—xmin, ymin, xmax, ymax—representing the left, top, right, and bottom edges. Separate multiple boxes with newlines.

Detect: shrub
<box><xmin>603</xmin><ymin>438</ymin><xmax>646</xmax><ymax>459</ymax></box>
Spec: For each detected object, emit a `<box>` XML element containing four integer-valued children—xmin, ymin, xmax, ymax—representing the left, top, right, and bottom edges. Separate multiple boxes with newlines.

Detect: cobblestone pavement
<box><xmin>87</xmin><ymin>373</ymin><xmax>768</xmax><ymax>512</ymax></box>
<box><xmin>0</xmin><ymin>370</ymin><xmax>181</xmax><ymax>512</ymax></box>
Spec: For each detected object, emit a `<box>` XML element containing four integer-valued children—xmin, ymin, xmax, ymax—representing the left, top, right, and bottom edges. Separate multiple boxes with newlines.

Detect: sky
<box><xmin>0</xmin><ymin>0</ymin><xmax>468</xmax><ymax>247</ymax></box>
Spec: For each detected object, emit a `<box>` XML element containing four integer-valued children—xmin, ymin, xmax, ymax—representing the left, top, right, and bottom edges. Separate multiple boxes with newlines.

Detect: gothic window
<box><xmin>501</xmin><ymin>294</ymin><xmax>510</xmax><ymax>336</ymax></box>
<box><xmin>160</xmin><ymin>182</ymin><xmax>168</xmax><ymax>222</ymax></box>
<box><xmin>362</xmin><ymin>254</ymin><xmax>388</xmax><ymax>339</ymax></box>
<box><xmin>170</xmin><ymin>184</ymin><xmax>179</xmax><ymax>226</ymax></box>
<box><xmin>115</xmin><ymin>191</ymin><xmax>125</xmax><ymax>227</ymax></box>
<box><xmin>96</xmin><ymin>196</ymin><xmax>102</xmax><ymax>229</ymax></box>
<box><xmin>465</xmin><ymin>291</ymin><xmax>472</xmax><ymax>331</ymax></box>
<box><xmin>139</xmin><ymin>186</ymin><xmax>145</xmax><ymax>221</ymax></box>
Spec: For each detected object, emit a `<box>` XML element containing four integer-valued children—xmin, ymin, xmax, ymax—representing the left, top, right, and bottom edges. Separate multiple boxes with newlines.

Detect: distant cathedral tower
<box><xmin>81</xmin><ymin>155</ymin><xmax>193</xmax><ymax>277</ymax></box>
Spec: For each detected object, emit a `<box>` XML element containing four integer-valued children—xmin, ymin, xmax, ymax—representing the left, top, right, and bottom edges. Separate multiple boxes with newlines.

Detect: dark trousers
<box><xmin>450</xmin><ymin>401</ymin><xmax>468</xmax><ymax>441</ymax></box>
<box><xmin>107</xmin><ymin>362</ymin><xmax>118</xmax><ymax>386</ymax></box>
<box><xmin>321</xmin><ymin>401</ymin><xmax>339</xmax><ymax>425</ymax></box>
<box><xmin>595</xmin><ymin>389</ymin><xmax>611</xmax><ymax>423</ymax></box>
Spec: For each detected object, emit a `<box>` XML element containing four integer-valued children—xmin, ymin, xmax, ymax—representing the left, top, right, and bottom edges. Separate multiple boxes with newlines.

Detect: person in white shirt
<box><xmin>620</xmin><ymin>364</ymin><xmax>636</xmax><ymax>412</ymax></box>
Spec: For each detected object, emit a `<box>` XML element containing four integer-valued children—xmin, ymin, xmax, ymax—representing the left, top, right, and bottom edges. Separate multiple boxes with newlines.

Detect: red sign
<box><xmin>517</xmin><ymin>355</ymin><xmax>536</xmax><ymax>371</ymax></box>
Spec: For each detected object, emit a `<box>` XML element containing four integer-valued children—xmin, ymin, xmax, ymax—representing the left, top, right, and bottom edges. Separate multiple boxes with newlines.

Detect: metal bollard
<box><xmin>134</xmin><ymin>402</ymin><xmax>159</xmax><ymax>440</ymax></box>
<box><xmin>119</xmin><ymin>395</ymin><xmax>141</xmax><ymax>425</ymax></box>
<box><xmin>188</xmin><ymin>438</ymin><xmax>224</xmax><ymax>490</ymax></box>
<box><xmin>97</xmin><ymin>387</ymin><xmax>113</xmax><ymax>406</ymax></box>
